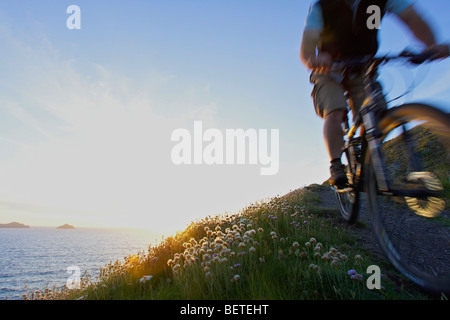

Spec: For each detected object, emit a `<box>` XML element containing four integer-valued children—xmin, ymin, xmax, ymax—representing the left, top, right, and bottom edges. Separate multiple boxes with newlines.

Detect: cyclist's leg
<box><xmin>324</xmin><ymin>110</ymin><xmax>347</xmax><ymax>160</ymax></box>
<box><xmin>343</xmin><ymin>75</ymin><xmax>366</xmax><ymax>119</ymax></box>
<box><xmin>310</xmin><ymin>72</ymin><xmax>348</xmax><ymax>186</ymax></box>
<box><xmin>344</xmin><ymin>74</ymin><xmax>387</xmax><ymax>118</ymax></box>
<box><xmin>310</xmin><ymin>72</ymin><xmax>348</xmax><ymax>120</ymax></box>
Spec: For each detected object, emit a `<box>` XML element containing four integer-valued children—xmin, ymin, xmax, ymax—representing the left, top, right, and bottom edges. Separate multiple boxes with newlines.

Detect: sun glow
<box><xmin>0</xmin><ymin>6</ymin><xmax>330</xmax><ymax>236</ymax></box>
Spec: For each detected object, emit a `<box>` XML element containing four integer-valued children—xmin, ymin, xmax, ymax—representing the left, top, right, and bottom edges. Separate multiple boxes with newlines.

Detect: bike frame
<box><xmin>337</xmin><ymin>59</ymin><xmax>390</xmax><ymax>195</ymax></box>
<box><xmin>349</xmin><ymin>62</ymin><xmax>390</xmax><ymax>192</ymax></box>
<box><xmin>332</xmin><ymin>53</ymin><xmax>450</xmax><ymax>295</ymax></box>
<box><xmin>341</xmin><ymin>57</ymin><xmax>441</xmax><ymax>199</ymax></box>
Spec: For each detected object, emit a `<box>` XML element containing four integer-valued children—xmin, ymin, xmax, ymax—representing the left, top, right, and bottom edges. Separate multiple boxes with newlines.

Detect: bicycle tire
<box><xmin>335</xmin><ymin>149</ymin><xmax>361</xmax><ymax>224</ymax></box>
<box><xmin>365</xmin><ymin>103</ymin><xmax>450</xmax><ymax>295</ymax></box>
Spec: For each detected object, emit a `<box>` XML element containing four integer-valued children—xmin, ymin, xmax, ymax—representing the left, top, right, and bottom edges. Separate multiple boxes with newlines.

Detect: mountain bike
<box><xmin>331</xmin><ymin>51</ymin><xmax>450</xmax><ymax>295</ymax></box>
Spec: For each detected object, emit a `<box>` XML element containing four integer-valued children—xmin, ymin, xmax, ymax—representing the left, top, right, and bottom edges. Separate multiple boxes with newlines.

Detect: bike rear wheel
<box><xmin>366</xmin><ymin>103</ymin><xmax>450</xmax><ymax>295</ymax></box>
<box><xmin>335</xmin><ymin>149</ymin><xmax>360</xmax><ymax>224</ymax></box>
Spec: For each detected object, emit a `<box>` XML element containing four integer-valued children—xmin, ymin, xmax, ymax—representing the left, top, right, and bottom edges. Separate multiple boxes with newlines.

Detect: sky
<box><xmin>0</xmin><ymin>0</ymin><xmax>449</xmax><ymax>236</ymax></box>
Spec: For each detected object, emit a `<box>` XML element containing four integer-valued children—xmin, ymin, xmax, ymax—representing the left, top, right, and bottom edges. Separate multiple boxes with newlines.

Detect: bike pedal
<box><xmin>331</xmin><ymin>185</ymin><xmax>354</xmax><ymax>193</ymax></box>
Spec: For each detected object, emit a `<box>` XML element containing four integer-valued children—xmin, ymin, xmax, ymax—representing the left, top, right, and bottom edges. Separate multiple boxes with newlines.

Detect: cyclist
<box><xmin>300</xmin><ymin>0</ymin><xmax>449</xmax><ymax>188</ymax></box>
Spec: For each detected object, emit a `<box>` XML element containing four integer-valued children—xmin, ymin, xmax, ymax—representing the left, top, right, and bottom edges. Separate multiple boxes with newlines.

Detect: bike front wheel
<box><xmin>366</xmin><ymin>103</ymin><xmax>450</xmax><ymax>295</ymax></box>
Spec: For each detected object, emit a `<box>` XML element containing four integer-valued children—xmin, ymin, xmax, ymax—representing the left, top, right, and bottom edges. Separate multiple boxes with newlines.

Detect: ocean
<box><xmin>0</xmin><ymin>227</ymin><xmax>161</xmax><ymax>300</ymax></box>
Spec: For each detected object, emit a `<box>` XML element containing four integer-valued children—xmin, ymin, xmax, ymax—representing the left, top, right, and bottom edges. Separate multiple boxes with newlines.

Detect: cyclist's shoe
<box><xmin>329</xmin><ymin>162</ymin><xmax>348</xmax><ymax>188</ymax></box>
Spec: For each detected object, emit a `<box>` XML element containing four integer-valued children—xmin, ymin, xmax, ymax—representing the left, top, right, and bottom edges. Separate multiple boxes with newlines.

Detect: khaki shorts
<box><xmin>310</xmin><ymin>71</ymin><xmax>370</xmax><ymax>119</ymax></box>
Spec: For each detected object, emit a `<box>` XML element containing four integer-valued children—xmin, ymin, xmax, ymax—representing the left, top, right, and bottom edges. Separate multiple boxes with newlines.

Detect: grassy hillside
<box><xmin>26</xmin><ymin>184</ymin><xmax>436</xmax><ymax>301</ymax></box>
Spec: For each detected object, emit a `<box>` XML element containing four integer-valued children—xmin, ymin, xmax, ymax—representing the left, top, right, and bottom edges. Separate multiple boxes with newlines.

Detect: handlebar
<box><xmin>329</xmin><ymin>50</ymin><xmax>437</xmax><ymax>74</ymax></box>
<box><xmin>398</xmin><ymin>49</ymin><xmax>439</xmax><ymax>64</ymax></box>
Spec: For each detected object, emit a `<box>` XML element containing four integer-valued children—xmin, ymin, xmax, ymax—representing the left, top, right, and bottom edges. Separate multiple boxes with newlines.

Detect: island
<box><xmin>57</xmin><ymin>224</ymin><xmax>75</xmax><ymax>229</ymax></box>
<box><xmin>0</xmin><ymin>222</ymin><xmax>30</xmax><ymax>228</ymax></box>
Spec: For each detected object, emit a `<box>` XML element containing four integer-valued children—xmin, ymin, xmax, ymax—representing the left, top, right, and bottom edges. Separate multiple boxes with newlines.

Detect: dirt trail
<box><xmin>309</xmin><ymin>184</ymin><xmax>449</xmax><ymax>297</ymax></box>
<box><xmin>309</xmin><ymin>185</ymin><xmax>387</xmax><ymax>262</ymax></box>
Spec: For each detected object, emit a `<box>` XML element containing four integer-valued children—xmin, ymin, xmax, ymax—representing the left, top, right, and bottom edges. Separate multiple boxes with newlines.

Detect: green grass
<box><xmin>27</xmin><ymin>184</ymin><xmax>435</xmax><ymax>301</ymax></box>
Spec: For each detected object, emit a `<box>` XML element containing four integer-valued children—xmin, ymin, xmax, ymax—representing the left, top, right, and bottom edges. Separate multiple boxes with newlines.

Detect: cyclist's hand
<box><xmin>422</xmin><ymin>44</ymin><xmax>450</xmax><ymax>61</ymax></box>
<box><xmin>312</xmin><ymin>52</ymin><xmax>332</xmax><ymax>73</ymax></box>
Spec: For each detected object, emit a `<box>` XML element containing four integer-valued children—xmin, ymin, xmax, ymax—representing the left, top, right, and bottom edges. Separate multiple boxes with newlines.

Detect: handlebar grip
<box><xmin>400</xmin><ymin>50</ymin><xmax>433</xmax><ymax>65</ymax></box>
<box><xmin>409</xmin><ymin>53</ymin><xmax>433</xmax><ymax>64</ymax></box>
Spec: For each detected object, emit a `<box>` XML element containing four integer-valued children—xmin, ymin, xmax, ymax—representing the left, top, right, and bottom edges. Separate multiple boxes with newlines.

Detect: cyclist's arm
<box><xmin>300</xmin><ymin>29</ymin><xmax>332</xmax><ymax>72</ymax></box>
<box><xmin>397</xmin><ymin>5</ymin><xmax>449</xmax><ymax>59</ymax></box>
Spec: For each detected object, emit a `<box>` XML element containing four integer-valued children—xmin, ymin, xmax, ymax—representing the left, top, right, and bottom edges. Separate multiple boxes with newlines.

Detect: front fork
<box><xmin>361</xmin><ymin>104</ymin><xmax>390</xmax><ymax>193</ymax></box>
